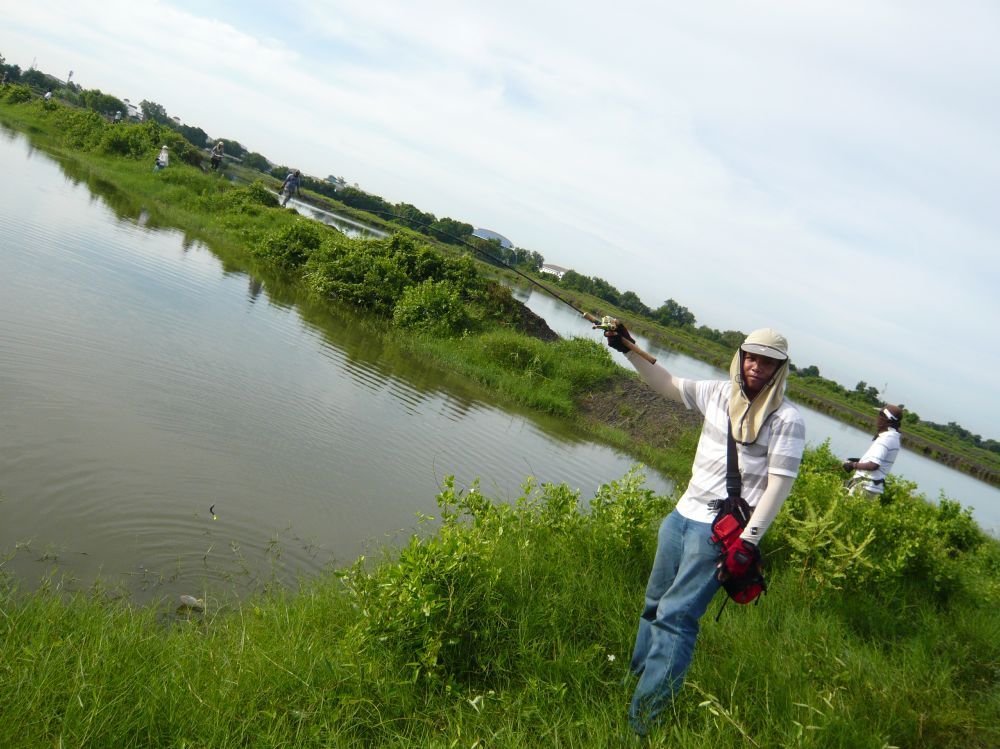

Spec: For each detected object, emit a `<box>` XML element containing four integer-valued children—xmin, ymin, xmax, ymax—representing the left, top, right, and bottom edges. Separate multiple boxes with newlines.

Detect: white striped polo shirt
<box><xmin>675</xmin><ymin>378</ymin><xmax>806</xmax><ymax>524</ymax></box>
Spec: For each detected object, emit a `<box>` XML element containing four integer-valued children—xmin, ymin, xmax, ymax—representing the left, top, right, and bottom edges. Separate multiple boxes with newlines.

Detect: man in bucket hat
<box><xmin>843</xmin><ymin>404</ymin><xmax>904</xmax><ymax>497</ymax></box>
<box><xmin>605</xmin><ymin>325</ymin><xmax>806</xmax><ymax>736</ymax></box>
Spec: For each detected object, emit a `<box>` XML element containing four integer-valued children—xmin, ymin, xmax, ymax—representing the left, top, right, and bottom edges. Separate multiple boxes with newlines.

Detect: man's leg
<box><xmin>629</xmin><ymin>514</ymin><xmax>720</xmax><ymax>735</ymax></box>
<box><xmin>629</xmin><ymin>510</ymin><xmax>684</xmax><ymax>676</ymax></box>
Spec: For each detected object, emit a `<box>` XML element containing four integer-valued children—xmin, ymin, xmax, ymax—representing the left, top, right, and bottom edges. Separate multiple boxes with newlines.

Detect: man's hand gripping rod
<box><xmin>584</xmin><ymin>313</ymin><xmax>657</xmax><ymax>364</ymax></box>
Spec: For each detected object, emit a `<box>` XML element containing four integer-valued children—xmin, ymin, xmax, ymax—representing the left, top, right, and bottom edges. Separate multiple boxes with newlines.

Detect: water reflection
<box><xmin>0</xmin><ymin>120</ymin><xmax>18</xmax><ymax>142</ymax></box>
<box><xmin>280</xmin><ymin>194</ymin><xmax>388</xmax><ymax>240</ymax></box>
<box><xmin>53</xmin><ymin>153</ymin><xmax>148</xmax><ymax>222</ymax></box>
<box><xmin>248</xmin><ymin>276</ymin><xmax>263</xmax><ymax>302</ymax></box>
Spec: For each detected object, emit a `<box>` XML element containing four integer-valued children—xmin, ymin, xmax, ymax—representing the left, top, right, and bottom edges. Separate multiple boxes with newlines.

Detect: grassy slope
<box><xmin>2</xmin><ymin>455</ymin><xmax>999</xmax><ymax>748</ymax></box>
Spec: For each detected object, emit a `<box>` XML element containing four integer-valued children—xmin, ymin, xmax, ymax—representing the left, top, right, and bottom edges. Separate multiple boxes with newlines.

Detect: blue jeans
<box><xmin>629</xmin><ymin>509</ymin><xmax>721</xmax><ymax>734</ymax></box>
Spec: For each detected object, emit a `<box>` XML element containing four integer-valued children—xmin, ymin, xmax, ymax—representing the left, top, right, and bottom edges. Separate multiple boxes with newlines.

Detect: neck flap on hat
<box><xmin>727</xmin><ymin>351</ymin><xmax>789</xmax><ymax>444</ymax></box>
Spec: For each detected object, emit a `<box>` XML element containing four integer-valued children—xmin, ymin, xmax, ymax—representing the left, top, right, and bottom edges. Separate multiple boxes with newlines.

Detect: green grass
<box><xmin>2</xmin><ymin>459</ymin><xmax>998</xmax><ymax>748</ymax></box>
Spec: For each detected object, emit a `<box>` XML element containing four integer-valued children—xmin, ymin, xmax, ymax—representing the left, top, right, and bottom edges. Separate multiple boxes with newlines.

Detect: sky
<box><xmin>3</xmin><ymin>1</ymin><xmax>999</xmax><ymax>439</ymax></box>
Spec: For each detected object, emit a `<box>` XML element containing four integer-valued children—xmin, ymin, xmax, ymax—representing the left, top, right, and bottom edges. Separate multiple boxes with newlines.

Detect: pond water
<box><xmin>511</xmin><ymin>287</ymin><xmax>1000</xmax><ymax>536</ymax></box>
<box><xmin>0</xmin><ymin>129</ymin><xmax>671</xmax><ymax>602</ymax></box>
<box><xmin>279</xmin><ymin>193</ymin><xmax>388</xmax><ymax>239</ymax></box>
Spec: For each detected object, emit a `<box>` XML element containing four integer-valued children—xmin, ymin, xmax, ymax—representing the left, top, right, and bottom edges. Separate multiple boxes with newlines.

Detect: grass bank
<box><xmin>2</xmin><ymin>449</ymin><xmax>999</xmax><ymax>747</ymax></box>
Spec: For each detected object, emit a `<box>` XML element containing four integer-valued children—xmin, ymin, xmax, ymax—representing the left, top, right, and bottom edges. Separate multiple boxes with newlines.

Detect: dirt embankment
<box><xmin>514</xmin><ymin>303</ymin><xmax>560</xmax><ymax>342</ymax></box>
<box><xmin>576</xmin><ymin>372</ymin><xmax>702</xmax><ymax>451</ymax></box>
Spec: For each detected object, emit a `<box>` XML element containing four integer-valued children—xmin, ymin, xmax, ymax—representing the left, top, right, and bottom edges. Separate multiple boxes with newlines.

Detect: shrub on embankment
<box><xmin>2</xmin><ymin>456</ymin><xmax>998</xmax><ymax>748</ymax></box>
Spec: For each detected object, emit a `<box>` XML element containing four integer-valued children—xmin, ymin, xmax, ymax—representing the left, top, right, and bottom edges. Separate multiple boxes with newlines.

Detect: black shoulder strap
<box><xmin>726</xmin><ymin>420</ymin><xmax>741</xmax><ymax>500</ymax></box>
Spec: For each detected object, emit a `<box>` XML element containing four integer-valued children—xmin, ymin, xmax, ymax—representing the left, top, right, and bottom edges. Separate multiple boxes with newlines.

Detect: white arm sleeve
<box><xmin>625</xmin><ymin>350</ymin><xmax>684</xmax><ymax>404</ymax></box>
<box><xmin>740</xmin><ymin>473</ymin><xmax>796</xmax><ymax>543</ymax></box>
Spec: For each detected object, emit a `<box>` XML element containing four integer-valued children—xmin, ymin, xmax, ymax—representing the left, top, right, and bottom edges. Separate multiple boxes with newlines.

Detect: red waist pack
<box><xmin>710</xmin><ymin>496</ymin><xmax>766</xmax><ymax>606</ymax></box>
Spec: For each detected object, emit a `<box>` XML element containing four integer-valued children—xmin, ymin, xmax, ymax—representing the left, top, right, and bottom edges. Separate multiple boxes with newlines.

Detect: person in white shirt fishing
<box><xmin>280</xmin><ymin>169</ymin><xmax>301</xmax><ymax>206</ymax></box>
<box><xmin>153</xmin><ymin>145</ymin><xmax>169</xmax><ymax>172</ymax></box>
<box><xmin>210</xmin><ymin>140</ymin><xmax>225</xmax><ymax>171</ymax></box>
<box><xmin>843</xmin><ymin>405</ymin><xmax>903</xmax><ymax>497</ymax></box>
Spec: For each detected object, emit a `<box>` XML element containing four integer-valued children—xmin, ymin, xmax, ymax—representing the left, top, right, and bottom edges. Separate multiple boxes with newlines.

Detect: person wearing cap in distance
<box><xmin>604</xmin><ymin>324</ymin><xmax>806</xmax><ymax>737</ymax></box>
<box><xmin>280</xmin><ymin>169</ymin><xmax>301</xmax><ymax>206</ymax></box>
<box><xmin>210</xmin><ymin>140</ymin><xmax>225</xmax><ymax>171</ymax></box>
<box><xmin>842</xmin><ymin>405</ymin><xmax>903</xmax><ymax>498</ymax></box>
<box><xmin>153</xmin><ymin>144</ymin><xmax>169</xmax><ymax>172</ymax></box>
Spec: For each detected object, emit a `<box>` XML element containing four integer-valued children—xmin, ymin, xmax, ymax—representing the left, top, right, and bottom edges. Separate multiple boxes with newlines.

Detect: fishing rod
<box><xmin>354</xmin><ymin>207</ymin><xmax>657</xmax><ymax>364</ymax></box>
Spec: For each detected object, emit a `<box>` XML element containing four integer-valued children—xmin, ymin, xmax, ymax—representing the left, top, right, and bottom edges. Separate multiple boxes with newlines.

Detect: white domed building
<box><xmin>472</xmin><ymin>228</ymin><xmax>513</xmax><ymax>249</ymax></box>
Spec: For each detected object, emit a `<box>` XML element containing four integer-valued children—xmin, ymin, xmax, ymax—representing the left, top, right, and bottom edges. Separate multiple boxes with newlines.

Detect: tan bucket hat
<box><xmin>740</xmin><ymin>328</ymin><xmax>788</xmax><ymax>361</ymax></box>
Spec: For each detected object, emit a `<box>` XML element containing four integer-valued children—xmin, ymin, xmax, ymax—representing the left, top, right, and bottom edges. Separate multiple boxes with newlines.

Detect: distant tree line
<box><xmin>921</xmin><ymin>421</ymin><xmax>1000</xmax><ymax>456</ymax></box>
<box><xmin>1</xmin><ymin>54</ymin><xmax>129</xmax><ymax>118</ymax></box>
<box><xmin>553</xmin><ymin>270</ymin><xmax>744</xmax><ymax>348</ymax></box>
<box><xmin>138</xmin><ymin>99</ymin><xmax>247</xmax><ymax>157</ymax></box>
<box><xmin>485</xmin><ymin>243</ymin><xmax>544</xmax><ymax>272</ymax></box>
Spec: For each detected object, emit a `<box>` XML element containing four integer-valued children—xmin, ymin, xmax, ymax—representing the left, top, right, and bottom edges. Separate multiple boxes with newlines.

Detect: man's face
<box><xmin>741</xmin><ymin>352</ymin><xmax>782</xmax><ymax>399</ymax></box>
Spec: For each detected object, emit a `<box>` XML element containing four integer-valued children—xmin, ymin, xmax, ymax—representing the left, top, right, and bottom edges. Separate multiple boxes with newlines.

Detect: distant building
<box><xmin>326</xmin><ymin>175</ymin><xmax>348</xmax><ymax>190</ymax></box>
<box><xmin>540</xmin><ymin>264</ymin><xmax>569</xmax><ymax>280</ymax></box>
<box><xmin>472</xmin><ymin>228</ymin><xmax>513</xmax><ymax>249</ymax></box>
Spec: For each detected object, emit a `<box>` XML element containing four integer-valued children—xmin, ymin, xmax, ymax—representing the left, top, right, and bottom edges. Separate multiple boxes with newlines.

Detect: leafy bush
<box><xmin>341</xmin><ymin>477</ymin><xmax>510</xmax><ymax>682</ymax></box>
<box><xmin>303</xmin><ymin>234</ymin><xmax>486</xmax><ymax>318</ymax></box>
<box><xmin>215</xmin><ymin>180</ymin><xmax>279</xmax><ymax>213</ymax></box>
<box><xmin>392</xmin><ymin>279</ymin><xmax>469</xmax><ymax>336</ymax></box>
<box><xmin>251</xmin><ymin>221</ymin><xmax>324</xmax><ymax>271</ymax></box>
<box><xmin>98</xmin><ymin>121</ymin><xmax>163</xmax><ymax>159</ymax></box>
<box><xmin>767</xmin><ymin>442</ymin><xmax>984</xmax><ymax>600</ymax></box>
<box><xmin>304</xmin><ymin>240</ymin><xmax>411</xmax><ymax>314</ymax></box>
<box><xmin>342</xmin><ymin>468</ymin><xmax>666</xmax><ymax>684</ymax></box>
<box><xmin>1</xmin><ymin>84</ymin><xmax>32</xmax><ymax>104</ymax></box>
<box><xmin>391</xmin><ymin>238</ymin><xmax>446</xmax><ymax>283</ymax></box>
<box><xmin>934</xmin><ymin>496</ymin><xmax>983</xmax><ymax>554</ymax></box>
<box><xmin>51</xmin><ymin>107</ymin><xmax>107</xmax><ymax>150</ymax></box>
<box><xmin>585</xmin><ymin>467</ymin><xmax>669</xmax><ymax>562</ymax></box>
<box><xmin>441</xmin><ymin>253</ymin><xmax>482</xmax><ymax>292</ymax></box>
<box><xmin>242</xmin><ymin>180</ymin><xmax>277</xmax><ymax>207</ymax></box>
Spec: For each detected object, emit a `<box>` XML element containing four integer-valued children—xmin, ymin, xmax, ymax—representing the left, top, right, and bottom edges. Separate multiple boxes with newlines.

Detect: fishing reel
<box><xmin>592</xmin><ymin>315</ymin><xmax>620</xmax><ymax>332</ymax></box>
